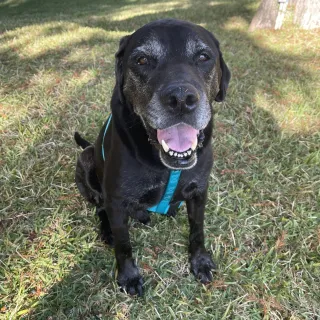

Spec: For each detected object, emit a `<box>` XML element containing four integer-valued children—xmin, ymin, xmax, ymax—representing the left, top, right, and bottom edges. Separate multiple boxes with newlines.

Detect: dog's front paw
<box><xmin>190</xmin><ymin>250</ymin><xmax>216</xmax><ymax>284</ymax></box>
<box><xmin>117</xmin><ymin>260</ymin><xmax>143</xmax><ymax>296</ymax></box>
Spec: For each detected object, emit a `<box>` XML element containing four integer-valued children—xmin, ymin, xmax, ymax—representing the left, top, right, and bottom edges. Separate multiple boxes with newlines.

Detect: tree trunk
<box><xmin>288</xmin><ymin>0</ymin><xmax>299</xmax><ymax>6</ymax></box>
<box><xmin>294</xmin><ymin>0</ymin><xmax>320</xmax><ymax>29</ymax></box>
<box><xmin>275</xmin><ymin>1</ymin><xmax>288</xmax><ymax>29</ymax></box>
<box><xmin>249</xmin><ymin>0</ymin><xmax>279</xmax><ymax>32</ymax></box>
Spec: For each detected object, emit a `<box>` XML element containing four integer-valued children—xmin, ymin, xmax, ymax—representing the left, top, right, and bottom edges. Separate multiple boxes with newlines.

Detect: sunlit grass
<box><xmin>109</xmin><ymin>1</ymin><xmax>191</xmax><ymax>21</ymax></box>
<box><xmin>0</xmin><ymin>0</ymin><xmax>27</xmax><ymax>8</ymax></box>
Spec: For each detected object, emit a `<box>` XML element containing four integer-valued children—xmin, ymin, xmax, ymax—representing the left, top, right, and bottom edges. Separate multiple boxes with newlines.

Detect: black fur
<box><xmin>75</xmin><ymin>19</ymin><xmax>230</xmax><ymax>296</ymax></box>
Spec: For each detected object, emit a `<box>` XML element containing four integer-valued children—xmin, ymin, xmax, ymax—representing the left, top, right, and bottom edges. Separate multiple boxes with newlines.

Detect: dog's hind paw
<box><xmin>131</xmin><ymin>210</ymin><xmax>151</xmax><ymax>225</ymax></box>
<box><xmin>166</xmin><ymin>207</ymin><xmax>178</xmax><ymax>217</ymax></box>
<box><xmin>101</xmin><ymin>231</ymin><xmax>114</xmax><ymax>246</ymax></box>
<box><xmin>190</xmin><ymin>250</ymin><xmax>216</xmax><ymax>284</ymax></box>
<box><xmin>166</xmin><ymin>202</ymin><xmax>181</xmax><ymax>218</ymax></box>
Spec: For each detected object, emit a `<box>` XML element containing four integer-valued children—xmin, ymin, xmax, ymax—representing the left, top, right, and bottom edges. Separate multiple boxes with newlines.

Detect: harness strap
<box><xmin>101</xmin><ymin>114</ymin><xmax>182</xmax><ymax>214</ymax></box>
<box><xmin>102</xmin><ymin>114</ymin><xmax>112</xmax><ymax>161</ymax></box>
<box><xmin>147</xmin><ymin>170</ymin><xmax>182</xmax><ymax>214</ymax></box>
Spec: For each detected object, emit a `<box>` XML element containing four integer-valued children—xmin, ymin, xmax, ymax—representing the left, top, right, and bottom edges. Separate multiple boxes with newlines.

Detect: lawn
<box><xmin>0</xmin><ymin>0</ymin><xmax>319</xmax><ymax>319</ymax></box>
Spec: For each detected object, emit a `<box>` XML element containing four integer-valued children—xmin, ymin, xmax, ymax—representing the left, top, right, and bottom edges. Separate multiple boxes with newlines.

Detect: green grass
<box><xmin>0</xmin><ymin>0</ymin><xmax>319</xmax><ymax>319</ymax></box>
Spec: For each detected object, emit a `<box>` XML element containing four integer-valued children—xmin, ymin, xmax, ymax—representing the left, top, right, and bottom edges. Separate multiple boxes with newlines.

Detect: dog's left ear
<box><xmin>207</xmin><ymin>33</ymin><xmax>231</xmax><ymax>102</ymax></box>
<box><xmin>115</xmin><ymin>35</ymin><xmax>131</xmax><ymax>103</ymax></box>
<box><xmin>215</xmin><ymin>48</ymin><xmax>231</xmax><ymax>102</ymax></box>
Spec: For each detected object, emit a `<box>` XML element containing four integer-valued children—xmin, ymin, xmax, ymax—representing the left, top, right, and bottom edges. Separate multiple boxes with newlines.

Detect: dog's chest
<box><xmin>120</xmin><ymin>169</ymin><xmax>168</xmax><ymax>207</ymax></box>
<box><xmin>119</xmin><ymin>168</ymin><xmax>205</xmax><ymax>209</ymax></box>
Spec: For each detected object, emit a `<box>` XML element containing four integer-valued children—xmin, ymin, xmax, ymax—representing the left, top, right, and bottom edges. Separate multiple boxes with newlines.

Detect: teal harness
<box><xmin>102</xmin><ymin>114</ymin><xmax>183</xmax><ymax>215</ymax></box>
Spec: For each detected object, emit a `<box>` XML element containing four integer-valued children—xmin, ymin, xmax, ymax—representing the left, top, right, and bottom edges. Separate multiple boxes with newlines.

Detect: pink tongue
<box><xmin>157</xmin><ymin>123</ymin><xmax>199</xmax><ymax>152</ymax></box>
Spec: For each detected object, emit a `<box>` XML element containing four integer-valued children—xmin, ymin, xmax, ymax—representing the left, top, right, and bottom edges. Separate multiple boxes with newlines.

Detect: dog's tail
<box><xmin>74</xmin><ymin>132</ymin><xmax>91</xmax><ymax>149</ymax></box>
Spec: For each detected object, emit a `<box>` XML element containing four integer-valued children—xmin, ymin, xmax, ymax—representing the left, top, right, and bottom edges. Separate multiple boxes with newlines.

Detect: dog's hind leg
<box><xmin>75</xmin><ymin>145</ymin><xmax>114</xmax><ymax>244</ymax></box>
<box><xmin>97</xmin><ymin>206</ymin><xmax>114</xmax><ymax>245</ymax></box>
<box><xmin>75</xmin><ymin>145</ymin><xmax>101</xmax><ymax>205</ymax></box>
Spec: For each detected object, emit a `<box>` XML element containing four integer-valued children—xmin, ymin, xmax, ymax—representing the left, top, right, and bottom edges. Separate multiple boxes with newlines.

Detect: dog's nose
<box><xmin>160</xmin><ymin>84</ymin><xmax>199</xmax><ymax>113</ymax></box>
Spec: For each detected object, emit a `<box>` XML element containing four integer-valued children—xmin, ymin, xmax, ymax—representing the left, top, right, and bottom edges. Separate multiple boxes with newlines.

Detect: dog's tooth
<box><xmin>169</xmin><ymin>151</ymin><xmax>173</xmax><ymax>156</ymax></box>
<box><xmin>179</xmin><ymin>154</ymin><xmax>183</xmax><ymax>158</ymax></box>
<box><xmin>174</xmin><ymin>152</ymin><xmax>178</xmax><ymax>157</ymax></box>
<box><xmin>191</xmin><ymin>138</ymin><xmax>198</xmax><ymax>151</ymax></box>
<box><xmin>161</xmin><ymin>140</ymin><xmax>169</xmax><ymax>152</ymax></box>
<box><xmin>187</xmin><ymin>150</ymin><xmax>192</xmax><ymax>155</ymax></box>
<box><xmin>184</xmin><ymin>152</ymin><xmax>188</xmax><ymax>157</ymax></box>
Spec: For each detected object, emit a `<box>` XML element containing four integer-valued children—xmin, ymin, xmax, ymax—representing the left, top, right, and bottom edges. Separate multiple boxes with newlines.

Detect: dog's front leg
<box><xmin>187</xmin><ymin>189</ymin><xmax>215</xmax><ymax>284</ymax></box>
<box><xmin>106</xmin><ymin>200</ymin><xmax>143</xmax><ymax>296</ymax></box>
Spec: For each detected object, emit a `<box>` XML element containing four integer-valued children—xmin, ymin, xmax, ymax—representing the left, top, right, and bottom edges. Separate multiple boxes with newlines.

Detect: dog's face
<box><xmin>116</xmin><ymin>19</ymin><xmax>230</xmax><ymax>169</ymax></box>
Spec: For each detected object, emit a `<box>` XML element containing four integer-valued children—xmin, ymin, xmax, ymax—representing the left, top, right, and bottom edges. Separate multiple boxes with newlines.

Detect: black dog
<box><xmin>75</xmin><ymin>19</ymin><xmax>230</xmax><ymax>296</ymax></box>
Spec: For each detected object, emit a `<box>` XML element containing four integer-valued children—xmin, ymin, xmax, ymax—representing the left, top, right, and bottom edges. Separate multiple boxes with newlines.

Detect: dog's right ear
<box><xmin>115</xmin><ymin>35</ymin><xmax>131</xmax><ymax>104</ymax></box>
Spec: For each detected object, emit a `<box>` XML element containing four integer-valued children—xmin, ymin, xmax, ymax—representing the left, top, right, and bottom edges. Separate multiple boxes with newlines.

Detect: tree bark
<box><xmin>275</xmin><ymin>1</ymin><xmax>288</xmax><ymax>29</ymax></box>
<box><xmin>249</xmin><ymin>0</ymin><xmax>279</xmax><ymax>32</ymax></box>
<box><xmin>294</xmin><ymin>0</ymin><xmax>320</xmax><ymax>30</ymax></box>
<box><xmin>288</xmin><ymin>0</ymin><xmax>299</xmax><ymax>6</ymax></box>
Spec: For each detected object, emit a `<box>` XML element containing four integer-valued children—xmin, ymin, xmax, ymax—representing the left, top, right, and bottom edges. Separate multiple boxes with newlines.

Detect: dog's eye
<box><xmin>137</xmin><ymin>56</ymin><xmax>148</xmax><ymax>65</ymax></box>
<box><xmin>198</xmin><ymin>53</ymin><xmax>210</xmax><ymax>62</ymax></box>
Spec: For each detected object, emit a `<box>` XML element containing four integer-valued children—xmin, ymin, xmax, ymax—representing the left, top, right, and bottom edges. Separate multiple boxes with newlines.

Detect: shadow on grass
<box><xmin>28</xmin><ymin>245</ymin><xmax>119</xmax><ymax>319</ymax></box>
<box><xmin>0</xmin><ymin>0</ymin><xmax>316</xmax><ymax>101</ymax></box>
<box><xmin>0</xmin><ymin>0</ymin><xmax>319</xmax><ymax>319</ymax></box>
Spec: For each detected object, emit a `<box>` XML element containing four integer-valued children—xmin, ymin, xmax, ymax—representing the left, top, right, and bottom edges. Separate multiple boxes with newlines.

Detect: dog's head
<box><xmin>115</xmin><ymin>19</ymin><xmax>230</xmax><ymax>170</ymax></box>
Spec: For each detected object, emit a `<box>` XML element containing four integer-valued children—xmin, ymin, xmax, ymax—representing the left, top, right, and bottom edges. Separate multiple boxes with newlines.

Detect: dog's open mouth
<box><xmin>156</xmin><ymin>123</ymin><xmax>202</xmax><ymax>169</ymax></box>
<box><xmin>157</xmin><ymin>123</ymin><xmax>199</xmax><ymax>159</ymax></box>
